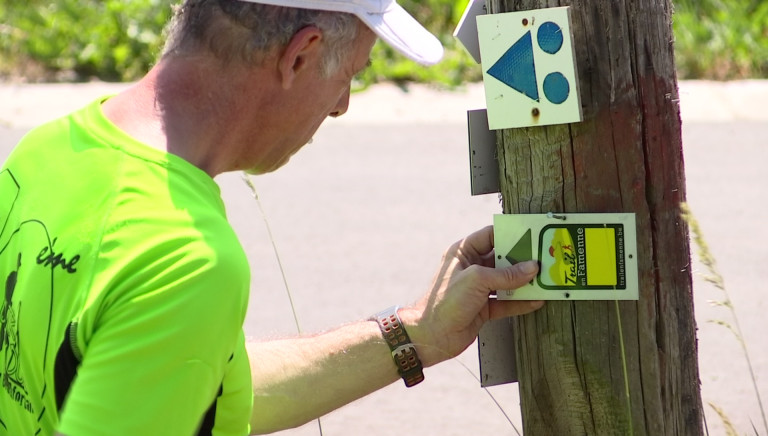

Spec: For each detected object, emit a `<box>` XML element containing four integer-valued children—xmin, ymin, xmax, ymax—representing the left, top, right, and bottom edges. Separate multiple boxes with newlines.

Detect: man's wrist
<box><xmin>372</xmin><ymin>306</ymin><xmax>425</xmax><ymax>387</ymax></box>
<box><xmin>394</xmin><ymin>307</ymin><xmax>443</xmax><ymax>367</ymax></box>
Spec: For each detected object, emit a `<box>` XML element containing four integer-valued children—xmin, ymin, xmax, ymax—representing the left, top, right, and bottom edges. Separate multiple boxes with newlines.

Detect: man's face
<box><xmin>246</xmin><ymin>25</ymin><xmax>378</xmax><ymax>174</ymax></box>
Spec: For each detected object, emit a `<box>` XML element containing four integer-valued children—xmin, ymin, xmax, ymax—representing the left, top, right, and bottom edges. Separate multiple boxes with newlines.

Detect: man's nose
<box><xmin>329</xmin><ymin>87</ymin><xmax>351</xmax><ymax>118</ymax></box>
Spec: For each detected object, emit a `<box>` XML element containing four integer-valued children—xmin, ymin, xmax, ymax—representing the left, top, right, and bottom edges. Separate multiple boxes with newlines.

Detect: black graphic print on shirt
<box><xmin>0</xmin><ymin>169</ymin><xmax>79</xmax><ymax>432</ymax></box>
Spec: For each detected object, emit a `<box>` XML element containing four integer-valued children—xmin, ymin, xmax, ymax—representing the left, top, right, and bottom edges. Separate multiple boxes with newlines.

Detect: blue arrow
<box><xmin>487</xmin><ymin>31</ymin><xmax>539</xmax><ymax>102</ymax></box>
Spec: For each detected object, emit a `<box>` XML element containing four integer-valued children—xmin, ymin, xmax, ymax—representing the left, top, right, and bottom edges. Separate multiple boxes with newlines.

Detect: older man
<box><xmin>0</xmin><ymin>1</ymin><xmax>542</xmax><ymax>435</ymax></box>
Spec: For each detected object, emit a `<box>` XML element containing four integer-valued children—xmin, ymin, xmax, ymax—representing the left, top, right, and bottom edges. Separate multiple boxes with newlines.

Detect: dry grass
<box><xmin>681</xmin><ymin>202</ymin><xmax>768</xmax><ymax>435</ymax></box>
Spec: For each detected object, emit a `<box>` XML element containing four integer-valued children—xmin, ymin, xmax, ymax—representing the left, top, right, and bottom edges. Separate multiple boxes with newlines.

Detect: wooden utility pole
<box><xmin>487</xmin><ymin>0</ymin><xmax>704</xmax><ymax>434</ymax></box>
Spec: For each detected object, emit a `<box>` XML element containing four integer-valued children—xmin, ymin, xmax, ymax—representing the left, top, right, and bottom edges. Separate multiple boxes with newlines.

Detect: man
<box><xmin>0</xmin><ymin>0</ymin><xmax>543</xmax><ymax>434</ymax></box>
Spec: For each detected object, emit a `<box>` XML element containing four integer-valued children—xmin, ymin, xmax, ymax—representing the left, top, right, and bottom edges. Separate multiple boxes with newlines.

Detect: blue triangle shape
<box><xmin>487</xmin><ymin>31</ymin><xmax>539</xmax><ymax>102</ymax></box>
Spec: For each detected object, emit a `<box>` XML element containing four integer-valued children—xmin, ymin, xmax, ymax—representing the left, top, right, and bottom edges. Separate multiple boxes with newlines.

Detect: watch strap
<box><xmin>373</xmin><ymin>306</ymin><xmax>425</xmax><ymax>387</ymax></box>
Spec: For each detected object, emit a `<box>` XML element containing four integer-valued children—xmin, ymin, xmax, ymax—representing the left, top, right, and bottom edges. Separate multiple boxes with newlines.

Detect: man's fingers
<box><xmin>478</xmin><ymin>251</ymin><xmax>496</xmax><ymax>268</ymax></box>
<box><xmin>477</xmin><ymin>259</ymin><xmax>539</xmax><ymax>292</ymax></box>
<box><xmin>456</xmin><ymin>225</ymin><xmax>495</xmax><ymax>260</ymax></box>
<box><xmin>483</xmin><ymin>260</ymin><xmax>544</xmax><ymax>318</ymax></box>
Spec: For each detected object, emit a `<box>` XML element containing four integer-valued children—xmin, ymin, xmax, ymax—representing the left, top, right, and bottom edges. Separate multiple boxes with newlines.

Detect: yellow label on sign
<box><xmin>585</xmin><ymin>228</ymin><xmax>617</xmax><ymax>286</ymax></box>
<box><xmin>537</xmin><ymin>224</ymin><xmax>624</xmax><ymax>290</ymax></box>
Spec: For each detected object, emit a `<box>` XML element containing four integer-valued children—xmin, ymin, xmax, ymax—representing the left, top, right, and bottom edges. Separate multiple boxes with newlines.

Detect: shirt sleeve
<box><xmin>58</xmin><ymin>227</ymin><xmax>250</xmax><ymax>436</ymax></box>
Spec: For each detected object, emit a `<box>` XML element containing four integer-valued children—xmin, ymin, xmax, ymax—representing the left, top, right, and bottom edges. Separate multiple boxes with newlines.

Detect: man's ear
<box><xmin>278</xmin><ymin>26</ymin><xmax>324</xmax><ymax>89</ymax></box>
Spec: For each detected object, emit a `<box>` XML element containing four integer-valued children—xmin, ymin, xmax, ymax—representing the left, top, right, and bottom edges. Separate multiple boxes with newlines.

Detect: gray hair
<box><xmin>162</xmin><ymin>0</ymin><xmax>360</xmax><ymax>76</ymax></box>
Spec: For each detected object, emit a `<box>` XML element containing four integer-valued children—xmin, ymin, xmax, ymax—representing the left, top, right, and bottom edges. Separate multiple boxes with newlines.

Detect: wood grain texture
<box><xmin>488</xmin><ymin>0</ymin><xmax>703</xmax><ymax>434</ymax></box>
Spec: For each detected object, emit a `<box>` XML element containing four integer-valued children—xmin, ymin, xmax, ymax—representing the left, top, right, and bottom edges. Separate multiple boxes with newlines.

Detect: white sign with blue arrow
<box><xmin>477</xmin><ymin>7</ymin><xmax>582</xmax><ymax>129</ymax></box>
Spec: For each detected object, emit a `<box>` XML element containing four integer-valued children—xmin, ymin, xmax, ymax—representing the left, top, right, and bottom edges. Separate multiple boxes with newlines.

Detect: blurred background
<box><xmin>1</xmin><ymin>0</ymin><xmax>766</xmax><ymax>84</ymax></box>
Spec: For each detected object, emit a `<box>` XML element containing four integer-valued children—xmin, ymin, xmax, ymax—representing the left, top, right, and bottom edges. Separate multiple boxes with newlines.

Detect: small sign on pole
<box><xmin>477</xmin><ymin>7</ymin><xmax>583</xmax><ymax>129</ymax></box>
<box><xmin>453</xmin><ymin>0</ymin><xmax>486</xmax><ymax>63</ymax></box>
<box><xmin>494</xmin><ymin>213</ymin><xmax>639</xmax><ymax>300</ymax></box>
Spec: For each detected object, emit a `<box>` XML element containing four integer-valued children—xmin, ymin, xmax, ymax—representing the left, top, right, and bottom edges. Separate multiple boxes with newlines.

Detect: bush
<box><xmin>1</xmin><ymin>0</ymin><xmax>765</xmax><ymax>83</ymax></box>
<box><xmin>0</xmin><ymin>0</ymin><xmax>477</xmax><ymax>85</ymax></box>
<box><xmin>673</xmin><ymin>0</ymin><xmax>768</xmax><ymax>79</ymax></box>
<box><xmin>0</xmin><ymin>0</ymin><xmax>170</xmax><ymax>81</ymax></box>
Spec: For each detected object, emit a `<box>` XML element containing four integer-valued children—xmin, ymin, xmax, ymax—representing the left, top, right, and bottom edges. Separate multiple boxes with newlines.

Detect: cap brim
<box><xmin>361</xmin><ymin>3</ymin><xmax>444</xmax><ymax>66</ymax></box>
<box><xmin>236</xmin><ymin>0</ymin><xmax>444</xmax><ymax>65</ymax></box>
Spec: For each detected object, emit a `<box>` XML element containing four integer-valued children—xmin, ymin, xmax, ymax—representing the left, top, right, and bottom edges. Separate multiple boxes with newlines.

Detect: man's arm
<box><xmin>247</xmin><ymin>226</ymin><xmax>543</xmax><ymax>434</ymax></box>
<box><xmin>246</xmin><ymin>320</ymin><xmax>396</xmax><ymax>433</ymax></box>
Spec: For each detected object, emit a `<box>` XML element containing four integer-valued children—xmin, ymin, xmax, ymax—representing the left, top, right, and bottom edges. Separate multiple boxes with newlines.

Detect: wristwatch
<box><xmin>372</xmin><ymin>306</ymin><xmax>425</xmax><ymax>387</ymax></box>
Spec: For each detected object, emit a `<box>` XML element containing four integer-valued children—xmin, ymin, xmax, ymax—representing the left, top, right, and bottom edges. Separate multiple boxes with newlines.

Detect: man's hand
<box><xmin>399</xmin><ymin>225</ymin><xmax>544</xmax><ymax>367</ymax></box>
<box><xmin>246</xmin><ymin>226</ymin><xmax>543</xmax><ymax>432</ymax></box>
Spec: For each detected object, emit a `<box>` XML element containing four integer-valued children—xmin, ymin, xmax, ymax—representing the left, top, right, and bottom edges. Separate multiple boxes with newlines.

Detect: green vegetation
<box><xmin>674</xmin><ymin>0</ymin><xmax>768</xmax><ymax>80</ymax></box>
<box><xmin>0</xmin><ymin>0</ymin><xmax>169</xmax><ymax>81</ymax></box>
<box><xmin>0</xmin><ymin>0</ymin><xmax>766</xmax><ymax>83</ymax></box>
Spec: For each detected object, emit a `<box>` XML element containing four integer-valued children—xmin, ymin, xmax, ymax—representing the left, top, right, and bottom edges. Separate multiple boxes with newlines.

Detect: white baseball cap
<box><xmin>238</xmin><ymin>0</ymin><xmax>444</xmax><ymax>65</ymax></box>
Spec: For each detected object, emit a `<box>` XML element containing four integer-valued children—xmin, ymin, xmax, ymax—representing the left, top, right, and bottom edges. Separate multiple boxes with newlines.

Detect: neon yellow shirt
<box><xmin>0</xmin><ymin>98</ymin><xmax>252</xmax><ymax>435</ymax></box>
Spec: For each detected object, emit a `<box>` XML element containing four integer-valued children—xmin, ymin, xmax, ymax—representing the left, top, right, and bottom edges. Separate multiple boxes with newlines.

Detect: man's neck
<box><xmin>101</xmin><ymin>57</ymin><xmax>254</xmax><ymax>177</ymax></box>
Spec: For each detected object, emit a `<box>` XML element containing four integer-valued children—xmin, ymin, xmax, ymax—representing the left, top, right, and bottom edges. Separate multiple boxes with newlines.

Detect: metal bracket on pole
<box><xmin>478</xmin><ymin>316</ymin><xmax>517</xmax><ymax>387</ymax></box>
<box><xmin>467</xmin><ymin>109</ymin><xmax>500</xmax><ymax>196</ymax></box>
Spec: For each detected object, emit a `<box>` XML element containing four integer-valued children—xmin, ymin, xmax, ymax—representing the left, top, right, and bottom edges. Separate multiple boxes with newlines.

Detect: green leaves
<box><xmin>354</xmin><ymin>37</ymin><xmax>480</xmax><ymax>90</ymax></box>
<box><xmin>0</xmin><ymin>0</ymin><xmax>171</xmax><ymax>81</ymax></box>
<box><xmin>2</xmin><ymin>0</ymin><xmax>764</xmax><ymax>83</ymax></box>
<box><xmin>673</xmin><ymin>0</ymin><xmax>768</xmax><ymax>79</ymax></box>
<box><xmin>1</xmin><ymin>0</ymin><xmax>480</xmax><ymax>85</ymax></box>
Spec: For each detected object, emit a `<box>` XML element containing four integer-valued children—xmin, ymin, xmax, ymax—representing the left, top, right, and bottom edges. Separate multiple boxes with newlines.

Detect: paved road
<box><xmin>0</xmin><ymin>81</ymin><xmax>766</xmax><ymax>435</ymax></box>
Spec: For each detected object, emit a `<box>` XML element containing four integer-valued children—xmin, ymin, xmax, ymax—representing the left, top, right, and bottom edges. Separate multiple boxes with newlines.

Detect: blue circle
<box><xmin>543</xmin><ymin>72</ymin><xmax>569</xmax><ymax>104</ymax></box>
<box><xmin>537</xmin><ymin>22</ymin><xmax>563</xmax><ymax>54</ymax></box>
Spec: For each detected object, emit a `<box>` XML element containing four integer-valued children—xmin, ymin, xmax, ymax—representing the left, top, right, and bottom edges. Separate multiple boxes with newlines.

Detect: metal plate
<box><xmin>478</xmin><ymin>317</ymin><xmax>517</xmax><ymax>387</ymax></box>
<box><xmin>477</xmin><ymin>7</ymin><xmax>583</xmax><ymax>129</ymax></box>
<box><xmin>467</xmin><ymin>109</ymin><xmax>500</xmax><ymax>195</ymax></box>
<box><xmin>453</xmin><ymin>0</ymin><xmax>487</xmax><ymax>63</ymax></box>
<box><xmin>494</xmin><ymin>213</ymin><xmax>640</xmax><ymax>300</ymax></box>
